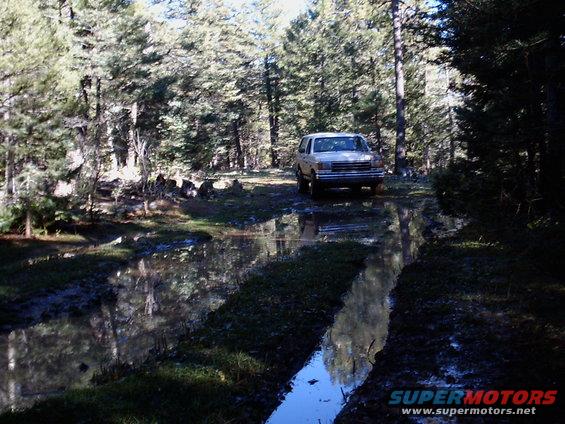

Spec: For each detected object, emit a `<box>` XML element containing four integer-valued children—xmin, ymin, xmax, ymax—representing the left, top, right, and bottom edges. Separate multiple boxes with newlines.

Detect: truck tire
<box><xmin>351</xmin><ymin>185</ymin><xmax>362</xmax><ymax>194</ymax></box>
<box><xmin>297</xmin><ymin>170</ymin><xmax>308</xmax><ymax>194</ymax></box>
<box><xmin>309</xmin><ymin>172</ymin><xmax>321</xmax><ymax>199</ymax></box>
<box><xmin>370</xmin><ymin>181</ymin><xmax>385</xmax><ymax>195</ymax></box>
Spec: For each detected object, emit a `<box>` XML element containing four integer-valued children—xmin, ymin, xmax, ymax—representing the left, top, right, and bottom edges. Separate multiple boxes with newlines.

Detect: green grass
<box><xmin>0</xmin><ymin>245</ymin><xmax>134</xmax><ymax>302</ymax></box>
<box><xmin>0</xmin><ymin>217</ymin><xmax>214</xmax><ymax>310</ymax></box>
<box><xmin>1</xmin><ymin>241</ymin><xmax>371</xmax><ymax>424</ymax></box>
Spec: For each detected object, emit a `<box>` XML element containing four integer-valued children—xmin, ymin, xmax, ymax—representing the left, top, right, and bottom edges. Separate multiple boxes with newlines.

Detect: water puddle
<box><xmin>266</xmin><ymin>202</ymin><xmax>428</xmax><ymax>424</ymax></box>
<box><xmin>0</xmin><ymin>198</ymin><xmax>447</xmax><ymax>414</ymax></box>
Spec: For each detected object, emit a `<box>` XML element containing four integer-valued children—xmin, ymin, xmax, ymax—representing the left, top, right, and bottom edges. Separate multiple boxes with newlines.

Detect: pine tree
<box><xmin>439</xmin><ymin>0</ymin><xmax>564</xmax><ymax>213</ymax></box>
<box><xmin>253</xmin><ymin>0</ymin><xmax>283</xmax><ymax>167</ymax></box>
<box><xmin>0</xmin><ymin>0</ymin><xmax>76</xmax><ymax>236</ymax></box>
<box><xmin>166</xmin><ymin>0</ymin><xmax>259</xmax><ymax>169</ymax></box>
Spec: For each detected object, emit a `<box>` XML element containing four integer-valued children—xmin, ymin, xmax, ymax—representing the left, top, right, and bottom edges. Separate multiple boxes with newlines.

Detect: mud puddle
<box><xmin>0</xmin><ymin>198</ymin><xmax>448</xmax><ymax>413</ymax></box>
<box><xmin>266</xmin><ymin>201</ymin><xmax>432</xmax><ymax>423</ymax></box>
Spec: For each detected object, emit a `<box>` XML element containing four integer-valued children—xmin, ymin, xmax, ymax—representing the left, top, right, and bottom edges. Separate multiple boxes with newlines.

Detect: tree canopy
<box><xmin>1</xmin><ymin>0</ymin><xmax>562</xmax><ymax>234</ymax></box>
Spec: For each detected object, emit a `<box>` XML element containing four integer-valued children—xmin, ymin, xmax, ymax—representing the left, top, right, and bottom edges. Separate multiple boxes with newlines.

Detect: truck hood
<box><xmin>312</xmin><ymin>152</ymin><xmax>374</xmax><ymax>162</ymax></box>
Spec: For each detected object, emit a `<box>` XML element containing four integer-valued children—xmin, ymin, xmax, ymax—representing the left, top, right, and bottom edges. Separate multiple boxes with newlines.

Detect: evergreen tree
<box><xmin>0</xmin><ymin>0</ymin><xmax>464</xmax><ymax>234</ymax></box>
<box><xmin>438</xmin><ymin>0</ymin><xmax>564</xmax><ymax>214</ymax></box>
<box><xmin>0</xmin><ymin>0</ymin><xmax>76</xmax><ymax>235</ymax></box>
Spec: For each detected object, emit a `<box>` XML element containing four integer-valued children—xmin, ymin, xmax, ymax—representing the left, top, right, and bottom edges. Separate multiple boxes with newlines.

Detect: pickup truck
<box><xmin>295</xmin><ymin>132</ymin><xmax>385</xmax><ymax>198</ymax></box>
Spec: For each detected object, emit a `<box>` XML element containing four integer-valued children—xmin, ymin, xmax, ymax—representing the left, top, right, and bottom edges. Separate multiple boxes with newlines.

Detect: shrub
<box><xmin>432</xmin><ymin>160</ymin><xmax>504</xmax><ymax>218</ymax></box>
<box><xmin>0</xmin><ymin>196</ymin><xmax>70</xmax><ymax>235</ymax></box>
<box><xmin>0</xmin><ymin>206</ymin><xmax>16</xmax><ymax>234</ymax></box>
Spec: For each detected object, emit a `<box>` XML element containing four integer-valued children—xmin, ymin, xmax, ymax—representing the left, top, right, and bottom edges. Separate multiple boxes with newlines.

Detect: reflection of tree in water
<box><xmin>0</xmin><ymin>204</ymin><xmax>430</xmax><ymax>411</ymax></box>
<box><xmin>322</xmin><ymin>203</ymin><xmax>427</xmax><ymax>386</ymax></box>
<box><xmin>0</xmin><ymin>223</ymin><xmax>302</xmax><ymax>412</ymax></box>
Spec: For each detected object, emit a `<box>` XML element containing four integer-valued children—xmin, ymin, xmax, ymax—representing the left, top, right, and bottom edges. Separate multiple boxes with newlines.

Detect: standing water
<box><xmin>0</xmin><ymin>199</ymin><xmax>437</xmax><ymax>414</ymax></box>
<box><xmin>266</xmin><ymin>202</ymin><xmax>425</xmax><ymax>423</ymax></box>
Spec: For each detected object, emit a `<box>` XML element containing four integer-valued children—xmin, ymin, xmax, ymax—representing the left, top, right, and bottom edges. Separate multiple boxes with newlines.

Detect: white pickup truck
<box><xmin>296</xmin><ymin>132</ymin><xmax>385</xmax><ymax>198</ymax></box>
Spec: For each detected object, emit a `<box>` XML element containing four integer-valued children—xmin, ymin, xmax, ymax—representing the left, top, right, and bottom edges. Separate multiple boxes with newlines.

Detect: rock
<box><xmin>180</xmin><ymin>179</ymin><xmax>197</xmax><ymax>198</ymax></box>
<box><xmin>108</xmin><ymin>236</ymin><xmax>123</xmax><ymax>246</ymax></box>
<box><xmin>197</xmin><ymin>180</ymin><xmax>216</xmax><ymax>198</ymax></box>
<box><xmin>228</xmin><ymin>179</ymin><xmax>244</xmax><ymax>195</ymax></box>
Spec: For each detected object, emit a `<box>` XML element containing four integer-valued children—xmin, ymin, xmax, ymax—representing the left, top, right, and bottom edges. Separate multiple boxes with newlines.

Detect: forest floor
<box><xmin>0</xmin><ymin>170</ymin><xmax>426</xmax><ymax>322</ymax></box>
<box><xmin>1</xmin><ymin>171</ymin><xmax>561</xmax><ymax>423</ymax></box>
<box><xmin>0</xmin><ymin>171</ymin><xmax>433</xmax><ymax>422</ymax></box>
<box><xmin>337</xmin><ymin>221</ymin><xmax>564</xmax><ymax>423</ymax></box>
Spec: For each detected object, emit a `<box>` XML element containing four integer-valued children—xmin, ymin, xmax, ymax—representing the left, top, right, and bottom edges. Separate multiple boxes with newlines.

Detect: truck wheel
<box><xmin>309</xmin><ymin>172</ymin><xmax>321</xmax><ymax>199</ymax></box>
<box><xmin>370</xmin><ymin>182</ymin><xmax>385</xmax><ymax>195</ymax></box>
<box><xmin>297</xmin><ymin>170</ymin><xmax>308</xmax><ymax>194</ymax></box>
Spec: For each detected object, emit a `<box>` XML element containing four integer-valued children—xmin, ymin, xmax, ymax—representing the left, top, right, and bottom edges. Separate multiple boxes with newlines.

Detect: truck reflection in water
<box><xmin>0</xmin><ymin>200</ymin><xmax>427</xmax><ymax>415</ymax></box>
<box><xmin>267</xmin><ymin>203</ymin><xmax>424</xmax><ymax>424</ymax></box>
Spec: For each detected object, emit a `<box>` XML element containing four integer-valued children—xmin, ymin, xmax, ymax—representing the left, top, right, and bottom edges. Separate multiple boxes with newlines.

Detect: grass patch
<box><xmin>1</xmin><ymin>241</ymin><xmax>371</xmax><ymax>423</ymax></box>
<box><xmin>0</xmin><ymin>218</ymin><xmax>211</xmax><ymax>309</ymax></box>
<box><xmin>0</xmin><ymin>208</ymin><xmax>224</xmax><ymax>306</ymax></box>
<box><xmin>0</xmin><ymin>245</ymin><xmax>133</xmax><ymax>303</ymax></box>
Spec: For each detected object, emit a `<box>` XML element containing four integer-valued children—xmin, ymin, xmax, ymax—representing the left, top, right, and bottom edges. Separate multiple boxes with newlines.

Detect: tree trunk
<box><xmin>4</xmin><ymin>139</ymin><xmax>14</xmax><ymax>201</ymax></box>
<box><xmin>134</xmin><ymin>132</ymin><xmax>150</xmax><ymax>216</ymax></box>
<box><xmin>369</xmin><ymin>110</ymin><xmax>383</xmax><ymax>159</ymax></box>
<box><xmin>232</xmin><ymin>119</ymin><xmax>244</xmax><ymax>169</ymax></box>
<box><xmin>3</xmin><ymin>78</ymin><xmax>15</xmax><ymax>201</ymax></box>
<box><xmin>543</xmin><ymin>28</ymin><xmax>564</xmax><ymax>209</ymax></box>
<box><xmin>351</xmin><ymin>56</ymin><xmax>359</xmax><ymax>131</ymax></box>
<box><xmin>264</xmin><ymin>56</ymin><xmax>279</xmax><ymax>167</ymax></box>
<box><xmin>424</xmin><ymin>145</ymin><xmax>431</xmax><ymax>175</ymax></box>
<box><xmin>448</xmin><ymin>105</ymin><xmax>455</xmax><ymax>163</ymax></box>
<box><xmin>86</xmin><ymin>76</ymin><xmax>102</xmax><ymax>224</ymax></box>
<box><xmin>77</xmin><ymin>75</ymin><xmax>90</xmax><ymax>153</ymax></box>
<box><xmin>25</xmin><ymin>208</ymin><xmax>32</xmax><ymax>238</ymax></box>
<box><xmin>127</xmin><ymin>102</ymin><xmax>138</xmax><ymax>169</ymax></box>
<box><xmin>391</xmin><ymin>0</ymin><xmax>407</xmax><ymax>174</ymax></box>
<box><xmin>106</xmin><ymin>111</ymin><xmax>119</xmax><ymax>173</ymax></box>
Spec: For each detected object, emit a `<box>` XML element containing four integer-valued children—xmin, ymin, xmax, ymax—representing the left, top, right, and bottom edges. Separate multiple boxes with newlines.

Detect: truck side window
<box><xmin>298</xmin><ymin>138</ymin><xmax>307</xmax><ymax>153</ymax></box>
<box><xmin>306</xmin><ymin>138</ymin><xmax>312</xmax><ymax>154</ymax></box>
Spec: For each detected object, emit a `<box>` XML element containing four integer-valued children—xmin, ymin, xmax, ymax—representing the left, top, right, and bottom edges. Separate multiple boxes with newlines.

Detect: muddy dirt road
<box><xmin>0</xmin><ymin>179</ymin><xmax>460</xmax><ymax>421</ymax></box>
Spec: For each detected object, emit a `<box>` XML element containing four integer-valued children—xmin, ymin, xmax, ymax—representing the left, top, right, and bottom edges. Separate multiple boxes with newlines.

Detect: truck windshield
<box><xmin>313</xmin><ymin>137</ymin><xmax>368</xmax><ymax>153</ymax></box>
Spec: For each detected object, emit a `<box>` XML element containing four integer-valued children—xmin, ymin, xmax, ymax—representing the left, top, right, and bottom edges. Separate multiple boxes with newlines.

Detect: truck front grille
<box><xmin>331</xmin><ymin>161</ymin><xmax>371</xmax><ymax>172</ymax></box>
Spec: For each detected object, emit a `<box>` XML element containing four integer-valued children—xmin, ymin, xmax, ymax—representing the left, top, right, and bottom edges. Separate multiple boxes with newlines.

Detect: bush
<box><xmin>432</xmin><ymin>157</ymin><xmax>543</xmax><ymax>222</ymax></box>
<box><xmin>432</xmin><ymin>161</ymin><xmax>475</xmax><ymax>216</ymax></box>
<box><xmin>0</xmin><ymin>196</ymin><xmax>70</xmax><ymax>234</ymax></box>
<box><xmin>0</xmin><ymin>206</ymin><xmax>16</xmax><ymax>234</ymax></box>
<box><xmin>432</xmin><ymin>160</ymin><xmax>504</xmax><ymax>218</ymax></box>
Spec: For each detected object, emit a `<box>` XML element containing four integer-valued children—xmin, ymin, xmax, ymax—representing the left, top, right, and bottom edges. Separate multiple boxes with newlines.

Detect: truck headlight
<box><xmin>316</xmin><ymin>162</ymin><xmax>331</xmax><ymax>170</ymax></box>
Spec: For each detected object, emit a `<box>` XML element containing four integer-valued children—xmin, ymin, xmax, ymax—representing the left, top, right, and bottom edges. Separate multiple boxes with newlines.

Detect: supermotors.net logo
<box><xmin>388</xmin><ymin>389</ymin><xmax>558</xmax><ymax>416</ymax></box>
